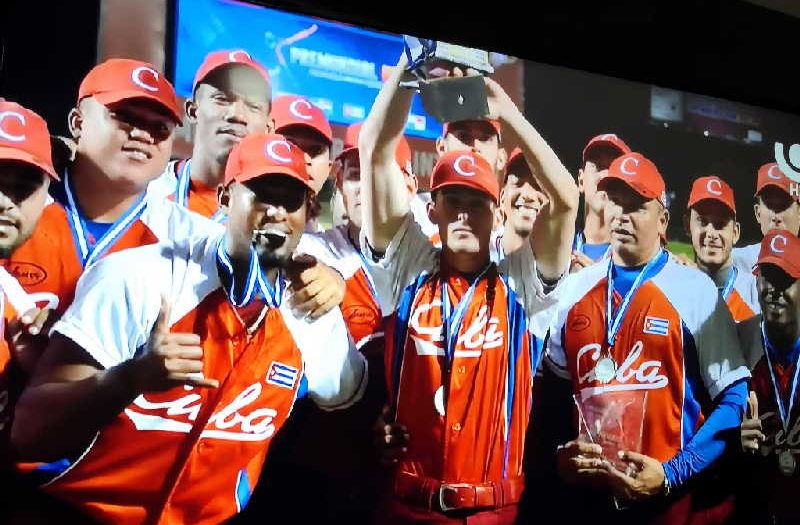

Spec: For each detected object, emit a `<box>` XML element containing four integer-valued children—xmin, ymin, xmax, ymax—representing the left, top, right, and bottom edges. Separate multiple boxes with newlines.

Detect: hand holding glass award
<box><xmin>402</xmin><ymin>36</ymin><xmax>494</xmax><ymax>124</ymax></box>
<box><xmin>573</xmin><ymin>390</ymin><xmax>648</xmax><ymax>476</ymax></box>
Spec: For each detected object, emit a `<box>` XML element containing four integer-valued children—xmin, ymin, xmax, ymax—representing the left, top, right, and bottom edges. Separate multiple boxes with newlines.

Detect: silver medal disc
<box><xmin>595</xmin><ymin>357</ymin><xmax>617</xmax><ymax>384</ymax></box>
<box><xmin>779</xmin><ymin>450</ymin><xmax>796</xmax><ymax>476</ymax></box>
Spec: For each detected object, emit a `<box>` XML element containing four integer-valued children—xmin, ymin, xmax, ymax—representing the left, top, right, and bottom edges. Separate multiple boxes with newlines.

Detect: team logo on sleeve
<box><xmin>266</xmin><ymin>361</ymin><xmax>299</xmax><ymax>389</ymax></box>
<box><xmin>643</xmin><ymin>316</ymin><xmax>669</xmax><ymax>336</ymax></box>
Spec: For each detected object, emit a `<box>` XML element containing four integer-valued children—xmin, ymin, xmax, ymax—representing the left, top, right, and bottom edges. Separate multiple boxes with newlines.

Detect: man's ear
<box><xmin>733</xmin><ymin>219</ymin><xmax>741</xmax><ymax>245</ymax></box>
<box><xmin>435</xmin><ymin>137</ymin><xmax>447</xmax><ymax>157</ymax></box>
<box><xmin>185</xmin><ymin>98</ymin><xmax>198</xmax><ymax>124</ymax></box>
<box><xmin>67</xmin><ymin>107</ymin><xmax>83</xmax><ymax>140</ymax></box>
<box><xmin>427</xmin><ymin>199</ymin><xmax>438</xmax><ymax>225</ymax></box>
<box><xmin>660</xmin><ymin>208</ymin><xmax>670</xmax><ymax>234</ymax></box>
<box><xmin>218</xmin><ymin>183</ymin><xmax>232</xmax><ymax>213</ymax></box>
<box><xmin>495</xmin><ymin>146</ymin><xmax>508</xmax><ymax>175</ymax></box>
<box><xmin>266</xmin><ymin>117</ymin><xmax>276</xmax><ymax>134</ymax></box>
<box><xmin>577</xmin><ymin>169</ymin><xmax>586</xmax><ymax>192</ymax></box>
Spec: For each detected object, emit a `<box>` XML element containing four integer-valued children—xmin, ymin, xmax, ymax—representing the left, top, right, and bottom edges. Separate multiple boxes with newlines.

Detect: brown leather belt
<box><xmin>393</xmin><ymin>471</ymin><xmax>524</xmax><ymax>512</ymax></box>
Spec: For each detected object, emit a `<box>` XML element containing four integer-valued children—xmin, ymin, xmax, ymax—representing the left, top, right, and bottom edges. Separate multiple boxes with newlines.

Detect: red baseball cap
<box><xmin>430</xmin><ymin>150</ymin><xmax>499</xmax><ymax>203</ymax></box>
<box><xmin>336</xmin><ymin>122</ymin><xmax>413</xmax><ymax>175</ymax></box>
<box><xmin>687</xmin><ymin>176</ymin><xmax>736</xmax><ymax>215</ymax></box>
<box><xmin>756</xmin><ymin>162</ymin><xmax>799</xmax><ymax>201</ymax></box>
<box><xmin>192</xmin><ymin>50</ymin><xmax>270</xmax><ymax>93</ymax></box>
<box><xmin>78</xmin><ymin>59</ymin><xmax>182</xmax><ymax>123</ymax></box>
<box><xmin>224</xmin><ymin>133</ymin><xmax>312</xmax><ymax>190</ymax></box>
<box><xmin>755</xmin><ymin>230</ymin><xmax>800</xmax><ymax>279</ymax></box>
<box><xmin>598</xmin><ymin>152</ymin><xmax>666</xmax><ymax>206</ymax></box>
<box><xmin>271</xmin><ymin>95</ymin><xmax>332</xmax><ymax>144</ymax></box>
<box><xmin>0</xmin><ymin>100</ymin><xmax>58</xmax><ymax>180</ymax></box>
<box><xmin>443</xmin><ymin>119</ymin><xmax>501</xmax><ymax>137</ymax></box>
<box><xmin>582</xmin><ymin>133</ymin><xmax>631</xmax><ymax>164</ymax></box>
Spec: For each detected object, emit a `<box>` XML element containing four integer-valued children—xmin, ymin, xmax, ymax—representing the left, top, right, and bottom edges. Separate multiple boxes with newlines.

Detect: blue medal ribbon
<box><xmin>216</xmin><ymin>238</ymin><xmax>283</xmax><ymax>308</ymax></box>
<box><xmin>63</xmin><ymin>169</ymin><xmax>148</xmax><ymax>268</ymax></box>
<box><xmin>176</xmin><ymin>159</ymin><xmax>228</xmax><ymax>223</ymax></box>
<box><xmin>761</xmin><ymin>325</ymin><xmax>800</xmax><ymax>436</ymax></box>
<box><xmin>440</xmin><ymin>264</ymin><xmax>493</xmax><ymax>372</ymax></box>
<box><xmin>720</xmin><ymin>266</ymin><xmax>738</xmax><ymax>301</ymax></box>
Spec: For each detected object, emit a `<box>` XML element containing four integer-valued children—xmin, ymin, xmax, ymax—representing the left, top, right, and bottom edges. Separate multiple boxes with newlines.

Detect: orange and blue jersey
<box><xmin>547</xmin><ymin>251</ymin><xmax>749</xmax><ymax>491</ymax></box>
<box><xmin>36</xmin><ymin>229</ymin><xmax>366</xmax><ymax>524</ymax></box>
<box><xmin>149</xmin><ymin>159</ymin><xmax>227</xmax><ymax>222</ymax></box>
<box><xmin>3</xmin><ymin>169</ymin><xmax>222</xmax><ymax>313</ymax></box>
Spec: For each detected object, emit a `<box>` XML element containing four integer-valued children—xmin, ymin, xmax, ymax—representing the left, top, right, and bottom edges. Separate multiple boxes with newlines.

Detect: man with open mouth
<box><xmin>11</xmin><ymin>133</ymin><xmax>367</xmax><ymax>524</ymax></box>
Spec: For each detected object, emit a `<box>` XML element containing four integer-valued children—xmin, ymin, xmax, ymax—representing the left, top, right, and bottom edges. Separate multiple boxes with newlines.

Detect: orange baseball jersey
<box><xmin>297</xmin><ymin>225</ymin><xmax>384</xmax><ymax>350</ymax></box>
<box><xmin>363</xmin><ymin>216</ymin><xmax>561</xmax><ymax>484</ymax></box>
<box><xmin>749</xmin><ymin>331</ymin><xmax>800</xmax><ymax>520</ymax></box>
<box><xmin>149</xmin><ymin>159</ymin><xmax>227</xmax><ymax>222</ymax></box>
<box><xmin>0</xmin><ymin>267</ymin><xmax>37</xmax><ymax>467</ymax></box>
<box><xmin>37</xmin><ymin>231</ymin><xmax>367</xmax><ymax>524</ymax></box>
<box><xmin>546</xmin><ymin>253</ymin><xmax>749</xmax><ymax>463</ymax></box>
<box><xmin>3</xmin><ymin>174</ymin><xmax>223</xmax><ymax>313</ymax></box>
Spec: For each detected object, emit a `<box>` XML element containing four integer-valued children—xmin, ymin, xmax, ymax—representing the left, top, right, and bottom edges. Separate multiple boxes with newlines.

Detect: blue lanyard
<box><xmin>215</xmin><ymin>238</ymin><xmax>283</xmax><ymax>308</ymax></box>
<box><xmin>762</xmin><ymin>325</ymin><xmax>800</xmax><ymax>435</ymax></box>
<box><xmin>63</xmin><ymin>169</ymin><xmax>148</xmax><ymax>268</ymax></box>
<box><xmin>605</xmin><ymin>250</ymin><xmax>664</xmax><ymax>347</ymax></box>
<box><xmin>720</xmin><ymin>266</ymin><xmax>738</xmax><ymax>301</ymax></box>
<box><xmin>440</xmin><ymin>264</ymin><xmax>493</xmax><ymax>368</ymax></box>
<box><xmin>176</xmin><ymin>159</ymin><xmax>227</xmax><ymax>224</ymax></box>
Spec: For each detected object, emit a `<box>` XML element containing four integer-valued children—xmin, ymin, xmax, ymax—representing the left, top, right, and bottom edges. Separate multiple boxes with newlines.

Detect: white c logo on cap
<box><xmin>265</xmin><ymin>140</ymin><xmax>293</xmax><ymax>163</ymax></box>
<box><xmin>706</xmin><ymin>178</ymin><xmax>722</xmax><ymax>196</ymax></box>
<box><xmin>600</xmin><ymin>134</ymin><xmax>617</xmax><ymax>140</ymax></box>
<box><xmin>228</xmin><ymin>50</ymin><xmax>251</xmax><ymax>62</ymax></box>
<box><xmin>771</xmin><ymin>234</ymin><xmax>787</xmax><ymax>254</ymax></box>
<box><xmin>0</xmin><ymin>112</ymin><xmax>26</xmax><ymax>142</ymax></box>
<box><xmin>619</xmin><ymin>156</ymin><xmax>639</xmax><ymax>176</ymax></box>
<box><xmin>768</xmin><ymin>164</ymin><xmax>783</xmax><ymax>180</ymax></box>
<box><xmin>453</xmin><ymin>155</ymin><xmax>476</xmax><ymax>176</ymax></box>
<box><xmin>131</xmin><ymin>66</ymin><xmax>159</xmax><ymax>92</ymax></box>
<box><xmin>289</xmin><ymin>99</ymin><xmax>313</xmax><ymax>121</ymax></box>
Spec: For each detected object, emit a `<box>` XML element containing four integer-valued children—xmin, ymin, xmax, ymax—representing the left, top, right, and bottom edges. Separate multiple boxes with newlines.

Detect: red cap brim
<box><xmin>0</xmin><ymin>146</ymin><xmax>59</xmax><ymax>180</ymax></box>
<box><xmin>598</xmin><ymin>173</ymin><xmax>662</xmax><ymax>203</ymax></box>
<box><xmin>754</xmin><ymin>255</ymin><xmax>800</xmax><ymax>279</ymax></box>
<box><xmin>234</xmin><ymin>168</ymin><xmax>313</xmax><ymax>191</ymax></box>
<box><xmin>92</xmin><ymin>91</ymin><xmax>182</xmax><ymax>124</ymax></box>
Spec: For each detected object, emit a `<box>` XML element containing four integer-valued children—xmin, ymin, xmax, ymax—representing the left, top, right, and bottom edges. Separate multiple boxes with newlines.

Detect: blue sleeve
<box><xmin>662</xmin><ymin>379</ymin><xmax>747</xmax><ymax>488</ymax></box>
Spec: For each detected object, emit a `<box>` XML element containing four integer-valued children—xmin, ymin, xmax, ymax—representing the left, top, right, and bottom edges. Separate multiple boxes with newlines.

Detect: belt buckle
<box><xmin>438</xmin><ymin>483</ymin><xmax>473</xmax><ymax>512</ymax></box>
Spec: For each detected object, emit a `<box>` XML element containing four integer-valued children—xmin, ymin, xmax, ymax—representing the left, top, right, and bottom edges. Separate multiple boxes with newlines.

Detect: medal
<box><xmin>762</xmin><ymin>325</ymin><xmax>800</xmax><ymax>476</ymax></box>
<box><xmin>595</xmin><ymin>356</ymin><xmax>617</xmax><ymax>384</ymax></box>
<box><xmin>779</xmin><ymin>449</ymin><xmax>796</xmax><ymax>476</ymax></box>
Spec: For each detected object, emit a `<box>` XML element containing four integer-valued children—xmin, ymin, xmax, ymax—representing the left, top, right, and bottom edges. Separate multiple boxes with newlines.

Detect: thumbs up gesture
<box><xmin>128</xmin><ymin>297</ymin><xmax>219</xmax><ymax>392</ymax></box>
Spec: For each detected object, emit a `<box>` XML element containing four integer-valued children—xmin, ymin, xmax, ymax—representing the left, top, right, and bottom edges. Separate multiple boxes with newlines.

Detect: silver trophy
<box><xmin>403</xmin><ymin>36</ymin><xmax>494</xmax><ymax>124</ymax></box>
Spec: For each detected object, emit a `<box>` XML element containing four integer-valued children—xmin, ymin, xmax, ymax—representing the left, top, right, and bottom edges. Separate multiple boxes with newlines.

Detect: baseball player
<box><xmin>500</xmin><ymin>147</ymin><xmax>549</xmax><ymax>254</ymax></box>
<box><xmin>570</xmin><ymin>133</ymin><xmax>631</xmax><ymax>272</ymax></box>
<box><xmin>685</xmin><ymin>176</ymin><xmax>759</xmax><ymax>324</ymax></box>
<box><xmin>3</xmin><ymin>58</ymin><xmax>196</xmax><ymax>314</ymax></box>
<box><xmin>739</xmin><ymin>230</ymin><xmax>800</xmax><ymax>524</ymax></box>
<box><xmin>247</xmin><ymin>121</ymin><xmax>417</xmax><ymax>524</ymax></box>
<box><xmin>149</xmin><ymin>50</ymin><xmax>272</xmax><ymax>222</ymax></box>
<box><xmin>0</xmin><ymin>101</ymin><xmax>60</xmax><ymax>464</ymax></box>
<box><xmin>361</xmin><ymin>55</ymin><xmax>578</xmax><ymax>523</ymax></box>
<box><xmin>732</xmin><ymin>162</ymin><xmax>800</xmax><ymax>274</ymax></box>
<box><xmin>11</xmin><ymin>134</ymin><xmax>367</xmax><ymax>524</ymax></box>
<box><xmin>548</xmin><ymin>152</ymin><xmax>749</xmax><ymax>523</ymax></box>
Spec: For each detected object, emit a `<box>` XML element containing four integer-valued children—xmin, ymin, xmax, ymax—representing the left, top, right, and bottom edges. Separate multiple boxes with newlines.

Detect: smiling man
<box><xmin>684</xmin><ymin>176</ymin><xmax>759</xmax><ymax>323</ymax></box>
<box><xmin>2</xmin><ymin>58</ymin><xmax>214</xmax><ymax>315</ymax></box>
<box><xmin>732</xmin><ymin>163</ymin><xmax>800</xmax><ymax>274</ymax></box>
<box><xmin>11</xmin><ymin>133</ymin><xmax>366</xmax><ymax>524</ymax></box>
<box><xmin>739</xmin><ymin>230</ymin><xmax>800</xmax><ymax>524</ymax></box>
<box><xmin>500</xmin><ymin>147</ymin><xmax>550</xmax><ymax>254</ymax></box>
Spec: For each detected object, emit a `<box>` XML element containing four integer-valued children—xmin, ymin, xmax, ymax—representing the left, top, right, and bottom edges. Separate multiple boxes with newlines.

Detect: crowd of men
<box><xmin>0</xmin><ymin>45</ymin><xmax>798</xmax><ymax>525</ymax></box>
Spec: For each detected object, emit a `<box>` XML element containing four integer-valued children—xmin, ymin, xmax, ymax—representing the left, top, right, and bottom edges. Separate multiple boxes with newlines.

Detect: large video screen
<box><xmin>173</xmin><ymin>0</ymin><xmax>443</xmax><ymax>139</ymax></box>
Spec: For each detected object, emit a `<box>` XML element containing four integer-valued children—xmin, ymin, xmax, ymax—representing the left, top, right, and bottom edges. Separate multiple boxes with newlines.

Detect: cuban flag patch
<box><xmin>266</xmin><ymin>361</ymin><xmax>299</xmax><ymax>389</ymax></box>
<box><xmin>643</xmin><ymin>316</ymin><xmax>669</xmax><ymax>336</ymax></box>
